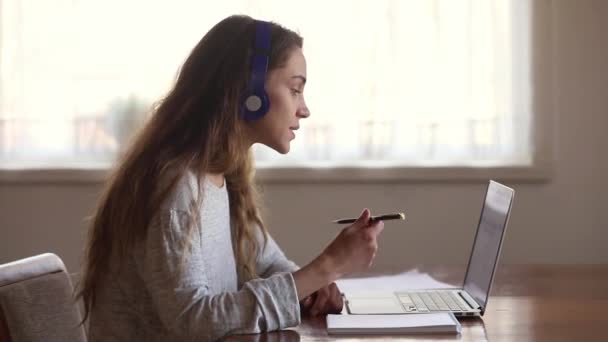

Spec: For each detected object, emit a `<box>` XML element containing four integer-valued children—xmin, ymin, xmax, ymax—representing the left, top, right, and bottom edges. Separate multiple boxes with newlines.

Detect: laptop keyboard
<box><xmin>398</xmin><ymin>291</ymin><xmax>470</xmax><ymax>312</ymax></box>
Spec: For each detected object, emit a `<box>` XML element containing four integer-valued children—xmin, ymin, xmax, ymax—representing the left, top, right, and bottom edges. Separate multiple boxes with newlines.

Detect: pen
<box><xmin>332</xmin><ymin>212</ymin><xmax>406</xmax><ymax>224</ymax></box>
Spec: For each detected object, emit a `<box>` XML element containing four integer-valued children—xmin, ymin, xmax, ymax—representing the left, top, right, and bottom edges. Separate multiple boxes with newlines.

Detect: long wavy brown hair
<box><xmin>76</xmin><ymin>15</ymin><xmax>303</xmax><ymax>323</ymax></box>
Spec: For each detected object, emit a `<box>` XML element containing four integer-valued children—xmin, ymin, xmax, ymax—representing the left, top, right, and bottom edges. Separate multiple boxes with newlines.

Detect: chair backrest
<box><xmin>0</xmin><ymin>253</ymin><xmax>87</xmax><ymax>342</ymax></box>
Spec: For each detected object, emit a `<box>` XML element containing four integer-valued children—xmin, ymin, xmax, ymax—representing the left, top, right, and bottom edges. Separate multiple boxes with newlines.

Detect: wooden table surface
<box><xmin>225</xmin><ymin>264</ymin><xmax>608</xmax><ymax>342</ymax></box>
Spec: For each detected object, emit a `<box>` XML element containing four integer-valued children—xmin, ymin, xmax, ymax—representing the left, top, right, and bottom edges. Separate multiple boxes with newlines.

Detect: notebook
<box><xmin>326</xmin><ymin>312</ymin><xmax>461</xmax><ymax>335</ymax></box>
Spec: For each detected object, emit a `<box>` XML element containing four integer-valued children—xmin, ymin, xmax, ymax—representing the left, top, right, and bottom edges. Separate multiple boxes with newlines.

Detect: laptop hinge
<box><xmin>458</xmin><ymin>291</ymin><xmax>481</xmax><ymax>310</ymax></box>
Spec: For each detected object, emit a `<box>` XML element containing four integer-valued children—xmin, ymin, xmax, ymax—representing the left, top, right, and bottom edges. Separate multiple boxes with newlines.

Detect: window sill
<box><xmin>0</xmin><ymin>164</ymin><xmax>552</xmax><ymax>184</ymax></box>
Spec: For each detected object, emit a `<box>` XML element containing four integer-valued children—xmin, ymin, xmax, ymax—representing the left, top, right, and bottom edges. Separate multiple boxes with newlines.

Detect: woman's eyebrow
<box><xmin>291</xmin><ymin>75</ymin><xmax>307</xmax><ymax>84</ymax></box>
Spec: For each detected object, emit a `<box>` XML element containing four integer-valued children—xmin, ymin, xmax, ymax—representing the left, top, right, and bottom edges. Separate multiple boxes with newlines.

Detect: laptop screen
<box><xmin>463</xmin><ymin>181</ymin><xmax>514</xmax><ymax>312</ymax></box>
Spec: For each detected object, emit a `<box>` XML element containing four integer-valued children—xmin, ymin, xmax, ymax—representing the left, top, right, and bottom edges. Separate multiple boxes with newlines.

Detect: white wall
<box><xmin>1</xmin><ymin>0</ymin><xmax>607</xmax><ymax>272</ymax></box>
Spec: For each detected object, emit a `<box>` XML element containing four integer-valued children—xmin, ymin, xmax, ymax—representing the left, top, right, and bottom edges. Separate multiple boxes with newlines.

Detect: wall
<box><xmin>1</xmin><ymin>0</ymin><xmax>607</xmax><ymax>273</ymax></box>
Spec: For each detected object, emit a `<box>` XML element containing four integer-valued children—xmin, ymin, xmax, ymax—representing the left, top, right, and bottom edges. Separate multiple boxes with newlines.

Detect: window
<box><xmin>0</xmin><ymin>0</ymin><xmax>533</xmax><ymax>173</ymax></box>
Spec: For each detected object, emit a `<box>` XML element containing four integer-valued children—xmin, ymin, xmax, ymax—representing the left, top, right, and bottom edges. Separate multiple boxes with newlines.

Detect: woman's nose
<box><xmin>298</xmin><ymin>104</ymin><xmax>310</xmax><ymax>118</ymax></box>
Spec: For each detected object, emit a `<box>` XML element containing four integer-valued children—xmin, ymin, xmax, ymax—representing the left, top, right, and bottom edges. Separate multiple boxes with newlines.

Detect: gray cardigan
<box><xmin>88</xmin><ymin>172</ymin><xmax>301</xmax><ymax>341</ymax></box>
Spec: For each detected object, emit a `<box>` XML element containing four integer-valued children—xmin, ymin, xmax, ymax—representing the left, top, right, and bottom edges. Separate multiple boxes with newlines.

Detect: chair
<box><xmin>0</xmin><ymin>253</ymin><xmax>87</xmax><ymax>342</ymax></box>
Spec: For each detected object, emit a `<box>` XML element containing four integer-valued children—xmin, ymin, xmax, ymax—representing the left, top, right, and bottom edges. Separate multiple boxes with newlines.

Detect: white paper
<box><xmin>335</xmin><ymin>269</ymin><xmax>455</xmax><ymax>294</ymax></box>
<box><xmin>326</xmin><ymin>312</ymin><xmax>461</xmax><ymax>334</ymax></box>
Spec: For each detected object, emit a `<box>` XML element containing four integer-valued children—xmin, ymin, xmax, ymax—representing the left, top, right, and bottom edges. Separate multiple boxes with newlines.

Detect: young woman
<box><xmin>77</xmin><ymin>15</ymin><xmax>384</xmax><ymax>341</ymax></box>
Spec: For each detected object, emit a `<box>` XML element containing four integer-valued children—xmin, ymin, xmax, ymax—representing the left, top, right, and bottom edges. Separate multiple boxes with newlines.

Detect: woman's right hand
<box><xmin>320</xmin><ymin>208</ymin><xmax>384</xmax><ymax>279</ymax></box>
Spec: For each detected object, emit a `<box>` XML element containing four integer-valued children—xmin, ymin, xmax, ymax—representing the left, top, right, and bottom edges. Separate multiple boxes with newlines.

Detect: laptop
<box><xmin>344</xmin><ymin>180</ymin><xmax>514</xmax><ymax>317</ymax></box>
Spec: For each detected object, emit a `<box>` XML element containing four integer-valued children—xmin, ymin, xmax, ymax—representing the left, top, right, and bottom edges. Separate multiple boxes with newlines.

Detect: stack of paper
<box><xmin>326</xmin><ymin>312</ymin><xmax>462</xmax><ymax>335</ymax></box>
<box><xmin>335</xmin><ymin>269</ymin><xmax>454</xmax><ymax>293</ymax></box>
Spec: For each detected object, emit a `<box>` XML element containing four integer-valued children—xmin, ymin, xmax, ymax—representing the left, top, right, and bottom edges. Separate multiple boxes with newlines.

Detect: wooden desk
<box><xmin>226</xmin><ymin>264</ymin><xmax>608</xmax><ymax>341</ymax></box>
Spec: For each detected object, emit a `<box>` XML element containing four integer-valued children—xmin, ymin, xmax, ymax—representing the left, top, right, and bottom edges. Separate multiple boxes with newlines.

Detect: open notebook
<box><xmin>326</xmin><ymin>312</ymin><xmax>461</xmax><ymax>335</ymax></box>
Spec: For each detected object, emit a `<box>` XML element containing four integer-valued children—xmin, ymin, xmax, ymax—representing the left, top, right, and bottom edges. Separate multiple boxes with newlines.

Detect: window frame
<box><xmin>0</xmin><ymin>0</ymin><xmax>553</xmax><ymax>185</ymax></box>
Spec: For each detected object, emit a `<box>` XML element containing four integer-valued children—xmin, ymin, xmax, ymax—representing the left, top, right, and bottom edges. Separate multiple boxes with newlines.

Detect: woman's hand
<box><xmin>292</xmin><ymin>208</ymin><xmax>384</xmax><ymax>302</ymax></box>
<box><xmin>320</xmin><ymin>208</ymin><xmax>384</xmax><ymax>279</ymax></box>
<box><xmin>300</xmin><ymin>282</ymin><xmax>343</xmax><ymax>317</ymax></box>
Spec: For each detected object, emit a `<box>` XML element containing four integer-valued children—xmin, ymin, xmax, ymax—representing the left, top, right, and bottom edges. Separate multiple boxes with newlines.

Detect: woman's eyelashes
<box><xmin>291</xmin><ymin>88</ymin><xmax>303</xmax><ymax>96</ymax></box>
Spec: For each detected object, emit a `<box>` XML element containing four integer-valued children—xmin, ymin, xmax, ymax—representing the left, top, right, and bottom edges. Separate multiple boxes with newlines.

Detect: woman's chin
<box><xmin>275</xmin><ymin>144</ymin><xmax>290</xmax><ymax>154</ymax></box>
<box><xmin>264</xmin><ymin>141</ymin><xmax>290</xmax><ymax>155</ymax></box>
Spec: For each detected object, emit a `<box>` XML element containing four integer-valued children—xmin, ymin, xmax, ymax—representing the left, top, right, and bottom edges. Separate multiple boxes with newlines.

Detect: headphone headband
<box><xmin>254</xmin><ymin>20</ymin><xmax>271</xmax><ymax>52</ymax></box>
<box><xmin>241</xmin><ymin>20</ymin><xmax>272</xmax><ymax>121</ymax></box>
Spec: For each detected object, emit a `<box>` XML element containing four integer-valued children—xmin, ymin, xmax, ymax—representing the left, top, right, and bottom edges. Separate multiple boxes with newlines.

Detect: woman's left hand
<box><xmin>300</xmin><ymin>282</ymin><xmax>343</xmax><ymax>317</ymax></box>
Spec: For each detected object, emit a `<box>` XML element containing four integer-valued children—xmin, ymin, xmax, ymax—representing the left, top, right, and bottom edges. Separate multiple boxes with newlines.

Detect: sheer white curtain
<box><xmin>0</xmin><ymin>0</ymin><xmax>531</xmax><ymax>169</ymax></box>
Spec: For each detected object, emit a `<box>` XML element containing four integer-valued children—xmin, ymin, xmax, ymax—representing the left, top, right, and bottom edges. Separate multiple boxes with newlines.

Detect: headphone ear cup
<box><xmin>242</xmin><ymin>89</ymin><xmax>270</xmax><ymax>121</ymax></box>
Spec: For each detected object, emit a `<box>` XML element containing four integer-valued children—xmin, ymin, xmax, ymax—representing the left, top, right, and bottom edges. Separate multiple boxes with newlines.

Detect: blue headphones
<box><xmin>241</xmin><ymin>20</ymin><xmax>272</xmax><ymax>122</ymax></box>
